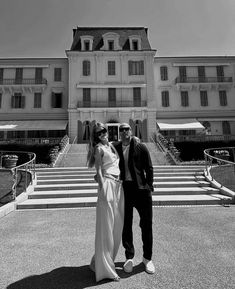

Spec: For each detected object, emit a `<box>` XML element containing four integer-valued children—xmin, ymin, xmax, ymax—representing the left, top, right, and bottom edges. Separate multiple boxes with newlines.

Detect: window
<box><xmin>51</xmin><ymin>92</ymin><xmax>62</xmax><ymax>108</ymax></box>
<box><xmin>7</xmin><ymin>131</ymin><xmax>25</xmax><ymax>139</ymax></box>
<box><xmin>219</xmin><ymin>90</ymin><xmax>227</xmax><ymax>106</ymax></box>
<box><xmin>178</xmin><ymin>130</ymin><xmax>196</xmax><ymax>136</ymax></box>
<box><xmin>160</xmin><ymin>66</ymin><xmax>168</xmax><ymax>81</ymax></box>
<box><xmin>81</xmin><ymin>36</ymin><xmax>94</xmax><ymax>51</ymax></box>
<box><xmin>108</xmin><ymin>40</ymin><xmax>114</xmax><ymax>51</ymax></box>
<box><xmin>181</xmin><ymin>91</ymin><xmax>189</xmax><ymax>107</ymax></box>
<box><xmin>132</xmin><ymin>40</ymin><xmax>138</xmax><ymax>50</ymax></box>
<box><xmin>108</xmin><ymin>61</ymin><xmax>116</xmax><ymax>75</ymax></box>
<box><xmin>133</xmin><ymin>88</ymin><xmax>141</xmax><ymax>106</ymax></box>
<box><xmin>11</xmin><ymin>93</ymin><xmax>25</xmax><ymax>108</ymax></box>
<box><xmin>54</xmin><ymin>68</ymin><xmax>62</xmax><ymax>81</ymax></box>
<box><xmin>200</xmin><ymin>91</ymin><xmax>208</xmax><ymax>106</ymax></box>
<box><xmin>162</xmin><ymin>91</ymin><xmax>169</xmax><ymax>107</ymax></box>
<box><xmin>108</xmin><ymin>88</ymin><xmax>116</xmax><ymax>107</ymax></box>
<box><xmin>28</xmin><ymin>130</ymin><xmax>47</xmax><ymax>138</ymax></box>
<box><xmin>0</xmin><ymin>68</ymin><xmax>3</xmax><ymax>84</ymax></box>
<box><xmin>84</xmin><ymin>41</ymin><xmax>90</xmax><ymax>51</ymax></box>
<box><xmin>83</xmin><ymin>88</ymin><xmax>91</xmax><ymax>107</ymax></box>
<box><xmin>34</xmin><ymin>92</ymin><xmax>42</xmax><ymax>108</ymax></box>
<box><xmin>198</xmin><ymin>66</ymin><xmax>205</xmax><ymax>82</ymax></box>
<box><xmin>35</xmin><ymin>68</ymin><xmax>43</xmax><ymax>84</ymax></box>
<box><xmin>203</xmin><ymin>121</ymin><xmax>211</xmax><ymax>134</ymax></box>
<box><xmin>83</xmin><ymin>60</ymin><xmax>90</xmax><ymax>76</ymax></box>
<box><xmin>15</xmin><ymin>68</ymin><xmax>23</xmax><ymax>84</ymax></box>
<box><xmin>129</xmin><ymin>35</ymin><xmax>141</xmax><ymax>50</ymax></box>
<box><xmin>101</xmin><ymin>32</ymin><xmax>121</xmax><ymax>50</ymax></box>
<box><xmin>222</xmin><ymin>121</ymin><xmax>231</xmax><ymax>135</ymax></box>
<box><xmin>128</xmin><ymin>61</ymin><xmax>144</xmax><ymax>75</ymax></box>
<box><xmin>179</xmin><ymin>66</ymin><xmax>186</xmax><ymax>82</ymax></box>
<box><xmin>216</xmin><ymin>66</ymin><xmax>224</xmax><ymax>82</ymax></box>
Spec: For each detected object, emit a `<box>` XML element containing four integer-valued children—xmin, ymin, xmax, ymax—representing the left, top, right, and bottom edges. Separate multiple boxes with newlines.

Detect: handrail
<box><xmin>151</xmin><ymin>132</ymin><xmax>180</xmax><ymax>164</ymax></box>
<box><xmin>0</xmin><ymin>150</ymin><xmax>36</xmax><ymax>201</ymax></box>
<box><xmin>204</xmin><ymin>146</ymin><xmax>235</xmax><ymax>198</ymax></box>
<box><xmin>59</xmin><ymin>136</ymin><xmax>77</xmax><ymax>167</ymax></box>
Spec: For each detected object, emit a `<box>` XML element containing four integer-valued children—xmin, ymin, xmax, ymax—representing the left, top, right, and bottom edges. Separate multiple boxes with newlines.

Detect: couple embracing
<box><xmin>87</xmin><ymin>122</ymin><xmax>155</xmax><ymax>282</ymax></box>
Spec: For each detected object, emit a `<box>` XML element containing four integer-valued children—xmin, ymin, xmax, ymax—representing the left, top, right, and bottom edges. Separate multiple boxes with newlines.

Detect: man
<box><xmin>113</xmin><ymin>123</ymin><xmax>155</xmax><ymax>274</ymax></box>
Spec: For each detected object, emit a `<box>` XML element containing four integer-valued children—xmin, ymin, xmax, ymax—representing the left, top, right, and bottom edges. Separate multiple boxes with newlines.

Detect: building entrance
<box><xmin>106</xmin><ymin>123</ymin><xmax>119</xmax><ymax>141</ymax></box>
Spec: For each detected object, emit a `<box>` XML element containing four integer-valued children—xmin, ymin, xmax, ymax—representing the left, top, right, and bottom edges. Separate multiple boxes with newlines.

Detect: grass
<box><xmin>0</xmin><ymin>170</ymin><xmax>32</xmax><ymax>206</ymax></box>
<box><xmin>210</xmin><ymin>165</ymin><xmax>235</xmax><ymax>191</ymax></box>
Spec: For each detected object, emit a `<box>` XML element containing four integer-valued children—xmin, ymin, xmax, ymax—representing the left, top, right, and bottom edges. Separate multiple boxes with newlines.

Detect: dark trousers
<box><xmin>122</xmin><ymin>181</ymin><xmax>153</xmax><ymax>260</ymax></box>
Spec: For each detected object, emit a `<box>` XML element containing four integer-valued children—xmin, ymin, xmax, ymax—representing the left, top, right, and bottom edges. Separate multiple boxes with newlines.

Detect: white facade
<box><xmin>0</xmin><ymin>27</ymin><xmax>235</xmax><ymax>144</ymax></box>
<box><xmin>66</xmin><ymin>27</ymin><xmax>156</xmax><ymax>143</ymax></box>
<box><xmin>154</xmin><ymin>56</ymin><xmax>235</xmax><ymax>141</ymax></box>
<box><xmin>0</xmin><ymin>58</ymin><xmax>68</xmax><ymax>140</ymax></box>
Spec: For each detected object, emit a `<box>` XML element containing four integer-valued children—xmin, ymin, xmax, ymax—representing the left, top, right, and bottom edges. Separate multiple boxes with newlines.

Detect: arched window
<box><xmin>83</xmin><ymin>60</ymin><xmax>90</xmax><ymax>76</ymax></box>
<box><xmin>202</xmin><ymin>121</ymin><xmax>211</xmax><ymax>134</ymax></box>
<box><xmin>222</xmin><ymin>121</ymin><xmax>231</xmax><ymax>135</ymax></box>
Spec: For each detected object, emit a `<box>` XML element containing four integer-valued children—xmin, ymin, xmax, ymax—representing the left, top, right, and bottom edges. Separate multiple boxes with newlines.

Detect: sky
<box><xmin>0</xmin><ymin>0</ymin><xmax>235</xmax><ymax>58</ymax></box>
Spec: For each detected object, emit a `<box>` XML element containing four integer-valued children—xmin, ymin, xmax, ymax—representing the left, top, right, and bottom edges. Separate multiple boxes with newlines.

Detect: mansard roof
<box><xmin>70</xmin><ymin>27</ymin><xmax>152</xmax><ymax>51</ymax></box>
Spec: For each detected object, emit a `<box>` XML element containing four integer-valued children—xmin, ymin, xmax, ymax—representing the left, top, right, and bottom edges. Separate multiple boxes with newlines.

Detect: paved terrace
<box><xmin>0</xmin><ymin>206</ymin><xmax>235</xmax><ymax>289</ymax></box>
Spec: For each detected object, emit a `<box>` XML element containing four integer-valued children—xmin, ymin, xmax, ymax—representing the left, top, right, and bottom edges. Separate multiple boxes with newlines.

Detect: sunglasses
<box><xmin>97</xmin><ymin>128</ymin><xmax>107</xmax><ymax>136</ymax></box>
<box><xmin>119</xmin><ymin>127</ymin><xmax>130</xmax><ymax>132</ymax></box>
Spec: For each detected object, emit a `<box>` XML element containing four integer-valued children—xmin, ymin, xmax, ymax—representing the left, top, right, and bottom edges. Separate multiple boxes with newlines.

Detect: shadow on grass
<box><xmin>7</xmin><ymin>263</ymin><xmax>144</xmax><ymax>289</ymax></box>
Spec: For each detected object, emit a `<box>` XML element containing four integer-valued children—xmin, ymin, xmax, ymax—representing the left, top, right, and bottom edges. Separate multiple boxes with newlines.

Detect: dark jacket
<box><xmin>113</xmin><ymin>137</ymin><xmax>154</xmax><ymax>192</ymax></box>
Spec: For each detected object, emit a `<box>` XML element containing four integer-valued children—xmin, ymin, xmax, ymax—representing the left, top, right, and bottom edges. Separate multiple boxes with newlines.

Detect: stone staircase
<box><xmin>55</xmin><ymin>142</ymin><xmax>170</xmax><ymax>167</ymax></box>
<box><xmin>16</xmin><ymin>165</ymin><xmax>232</xmax><ymax>210</ymax></box>
<box><xmin>55</xmin><ymin>144</ymin><xmax>88</xmax><ymax>167</ymax></box>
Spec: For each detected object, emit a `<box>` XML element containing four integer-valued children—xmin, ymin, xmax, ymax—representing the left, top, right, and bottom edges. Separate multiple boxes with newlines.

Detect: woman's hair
<box><xmin>87</xmin><ymin>122</ymin><xmax>106</xmax><ymax>168</ymax></box>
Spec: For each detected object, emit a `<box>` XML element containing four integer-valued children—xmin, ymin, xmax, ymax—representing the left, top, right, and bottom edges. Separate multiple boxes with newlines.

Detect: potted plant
<box><xmin>2</xmin><ymin>154</ymin><xmax>18</xmax><ymax>169</ymax></box>
<box><xmin>213</xmin><ymin>150</ymin><xmax>230</xmax><ymax>162</ymax></box>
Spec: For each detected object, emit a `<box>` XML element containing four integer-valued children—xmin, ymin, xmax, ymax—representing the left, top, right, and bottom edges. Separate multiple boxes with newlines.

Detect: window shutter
<box><xmin>51</xmin><ymin>92</ymin><xmax>55</xmax><ymax>108</ymax></box>
<box><xmin>128</xmin><ymin>61</ymin><xmax>132</xmax><ymax>75</ymax></box>
<box><xmin>11</xmin><ymin>95</ymin><xmax>14</xmax><ymax>108</ymax></box>
<box><xmin>140</xmin><ymin>61</ymin><xmax>144</xmax><ymax>75</ymax></box>
<box><xmin>22</xmin><ymin>95</ymin><xmax>25</xmax><ymax>108</ymax></box>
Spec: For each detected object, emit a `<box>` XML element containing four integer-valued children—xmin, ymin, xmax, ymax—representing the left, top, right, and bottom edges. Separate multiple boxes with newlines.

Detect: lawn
<box><xmin>0</xmin><ymin>170</ymin><xmax>32</xmax><ymax>205</ymax></box>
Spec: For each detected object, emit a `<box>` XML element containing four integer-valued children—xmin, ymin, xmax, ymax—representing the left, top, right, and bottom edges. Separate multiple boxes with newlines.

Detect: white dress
<box><xmin>90</xmin><ymin>143</ymin><xmax>124</xmax><ymax>282</ymax></box>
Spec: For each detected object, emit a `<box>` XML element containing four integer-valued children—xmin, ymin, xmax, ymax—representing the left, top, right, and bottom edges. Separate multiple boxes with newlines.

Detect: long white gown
<box><xmin>90</xmin><ymin>143</ymin><xmax>124</xmax><ymax>282</ymax></box>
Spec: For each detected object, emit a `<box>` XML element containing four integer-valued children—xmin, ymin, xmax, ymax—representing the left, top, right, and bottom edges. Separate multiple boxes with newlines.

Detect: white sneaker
<box><xmin>123</xmin><ymin>259</ymin><xmax>133</xmax><ymax>273</ymax></box>
<box><xmin>143</xmin><ymin>257</ymin><xmax>155</xmax><ymax>274</ymax></box>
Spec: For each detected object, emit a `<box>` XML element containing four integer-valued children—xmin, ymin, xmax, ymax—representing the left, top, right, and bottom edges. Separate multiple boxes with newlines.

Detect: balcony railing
<box><xmin>163</xmin><ymin>134</ymin><xmax>235</xmax><ymax>142</ymax></box>
<box><xmin>0</xmin><ymin>78</ymin><xmax>47</xmax><ymax>85</ymax></box>
<box><xmin>175</xmin><ymin>76</ymin><xmax>233</xmax><ymax>84</ymax></box>
<box><xmin>0</xmin><ymin>138</ymin><xmax>61</xmax><ymax>145</ymax></box>
<box><xmin>77</xmin><ymin>100</ymin><xmax>147</xmax><ymax>108</ymax></box>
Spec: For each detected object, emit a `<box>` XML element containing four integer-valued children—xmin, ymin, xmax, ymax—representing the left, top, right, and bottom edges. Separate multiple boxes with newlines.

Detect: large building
<box><xmin>0</xmin><ymin>27</ymin><xmax>235</xmax><ymax>144</ymax></box>
<box><xmin>154</xmin><ymin>56</ymin><xmax>235</xmax><ymax>142</ymax></box>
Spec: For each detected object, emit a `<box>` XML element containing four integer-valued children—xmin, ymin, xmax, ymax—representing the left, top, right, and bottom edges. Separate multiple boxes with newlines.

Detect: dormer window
<box><xmin>108</xmin><ymin>40</ymin><xmax>114</xmax><ymax>51</ymax></box>
<box><xmin>81</xmin><ymin>35</ymin><xmax>94</xmax><ymax>51</ymax></box>
<box><xmin>129</xmin><ymin>35</ymin><xmax>141</xmax><ymax>51</ymax></box>
<box><xmin>132</xmin><ymin>40</ymin><xmax>138</xmax><ymax>51</ymax></box>
<box><xmin>84</xmin><ymin>41</ymin><xmax>90</xmax><ymax>51</ymax></box>
<box><xmin>101</xmin><ymin>32</ymin><xmax>121</xmax><ymax>51</ymax></box>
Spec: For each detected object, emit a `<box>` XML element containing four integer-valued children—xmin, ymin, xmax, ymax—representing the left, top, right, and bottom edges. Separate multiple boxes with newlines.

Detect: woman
<box><xmin>87</xmin><ymin>122</ymin><xmax>124</xmax><ymax>282</ymax></box>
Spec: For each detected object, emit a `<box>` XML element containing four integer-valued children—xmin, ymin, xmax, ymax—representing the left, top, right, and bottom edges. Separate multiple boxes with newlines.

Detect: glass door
<box><xmin>107</xmin><ymin>124</ymin><xmax>119</xmax><ymax>141</ymax></box>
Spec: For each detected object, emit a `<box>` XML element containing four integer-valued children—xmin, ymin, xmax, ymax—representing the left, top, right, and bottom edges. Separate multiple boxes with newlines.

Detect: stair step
<box><xmin>16</xmin><ymin>164</ymin><xmax>233</xmax><ymax>210</ymax></box>
<box><xmin>17</xmin><ymin>193</ymin><xmax>231</xmax><ymax>210</ymax></box>
<box><xmin>154</xmin><ymin>181</ymin><xmax>210</xmax><ymax>188</ymax></box>
<box><xmin>33</xmin><ymin>180</ymin><xmax>211</xmax><ymax>191</ymax></box>
<box><xmin>36</xmin><ymin>176</ymin><xmax>206</xmax><ymax>184</ymax></box>
<box><xmin>28</xmin><ymin>186</ymin><xmax>220</xmax><ymax>199</ymax></box>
